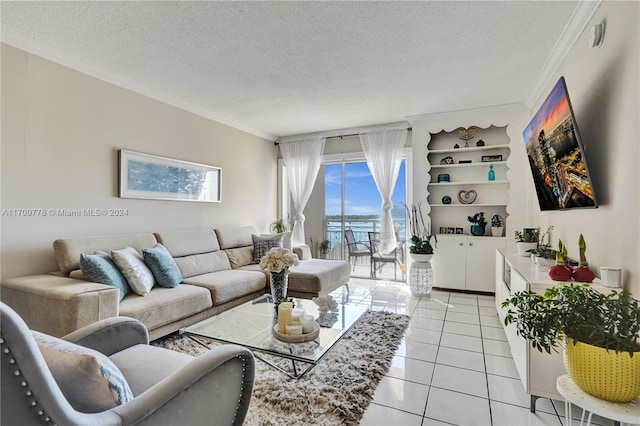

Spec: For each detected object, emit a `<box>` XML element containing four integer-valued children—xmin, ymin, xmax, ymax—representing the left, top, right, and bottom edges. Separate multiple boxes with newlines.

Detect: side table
<box><xmin>408</xmin><ymin>261</ymin><xmax>433</xmax><ymax>296</ymax></box>
<box><xmin>556</xmin><ymin>374</ymin><xmax>640</xmax><ymax>426</ymax></box>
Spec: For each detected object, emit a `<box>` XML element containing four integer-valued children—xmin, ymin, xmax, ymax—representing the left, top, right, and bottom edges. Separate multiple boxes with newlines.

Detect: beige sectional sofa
<box><xmin>1</xmin><ymin>226</ymin><xmax>350</xmax><ymax>340</ymax></box>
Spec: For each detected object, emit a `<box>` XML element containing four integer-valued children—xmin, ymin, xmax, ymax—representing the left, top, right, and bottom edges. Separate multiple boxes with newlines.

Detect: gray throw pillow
<box><xmin>111</xmin><ymin>247</ymin><xmax>155</xmax><ymax>296</ymax></box>
<box><xmin>142</xmin><ymin>244</ymin><xmax>183</xmax><ymax>288</ymax></box>
<box><xmin>252</xmin><ymin>233</ymin><xmax>284</xmax><ymax>264</ymax></box>
<box><xmin>80</xmin><ymin>252</ymin><xmax>131</xmax><ymax>302</ymax></box>
<box><xmin>32</xmin><ymin>330</ymin><xmax>134</xmax><ymax>413</ymax></box>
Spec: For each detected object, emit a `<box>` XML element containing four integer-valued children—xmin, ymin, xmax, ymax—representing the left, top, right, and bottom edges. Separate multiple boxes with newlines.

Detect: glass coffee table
<box><xmin>181</xmin><ymin>295</ymin><xmax>368</xmax><ymax>379</ymax></box>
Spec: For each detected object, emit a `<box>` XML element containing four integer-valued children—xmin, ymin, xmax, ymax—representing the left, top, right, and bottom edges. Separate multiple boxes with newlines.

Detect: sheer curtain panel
<box><xmin>359</xmin><ymin>129</ymin><xmax>407</xmax><ymax>254</ymax></box>
<box><xmin>279</xmin><ymin>136</ymin><xmax>326</xmax><ymax>246</ymax></box>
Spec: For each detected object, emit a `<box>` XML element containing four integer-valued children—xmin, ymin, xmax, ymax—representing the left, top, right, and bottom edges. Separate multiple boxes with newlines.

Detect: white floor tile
<box><xmin>408</xmin><ymin>318</ymin><xmax>444</xmax><ymax>332</ymax></box>
<box><xmin>396</xmin><ymin>338</ymin><xmax>439</xmax><ymax>363</ymax></box>
<box><xmin>436</xmin><ymin>345</ymin><xmax>486</xmax><ymax>372</ymax></box>
<box><xmin>490</xmin><ymin>400</ymin><xmax>562</xmax><ymax>425</ymax></box>
<box><xmin>480</xmin><ymin>314</ymin><xmax>503</xmax><ymax>328</ymax></box>
<box><xmin>412</xmin><ymin>307</ymin><xmax>447</xmax><ymax>321</ymax></box>
<box><xmin>479</xmin><ymin>306</ymin><xmax>497</xmax><ymax>316</ymax></box>
<box><xmin>484</xmin><ymin>354</ymin><xmax>519</xmax><ymax>379</ymax></box>
<box><xmin>359</xmin><ymin>402</ymin><xmax>424</xmax><ymax>426</ymax></box>
<box><xmin>425</xmin><ymin>387</ymin><xmax>492</xmax><ymax>425</ymax></box>
<box><xmin>440</xmin><ymin>332</ymin><xmax>484</xmax><ymax>353</ymax></box>
<box><xmin>445</xmin><ymin>311</ymin><xmax>481</xmax><ymax>325</ymax></box>
<box><xmin>405</xmin><ymin>328</ymin><xmax>442</xmax><ymax>345</ymax></box>
<box><xmin>481</xmin><ymin>325</ymin><xmax>508</xmax><ymax>341</ymax></box>
<box><xmin>431</xmin><ymin>363</ymin><xmax>488</xmax><ymax>398</ymax></box>
<box><xmin>443</xmin><ymin>321</ymin><xmax>482</xmax><ymax>337</ymax></box>
<box><xmin>371</xmin><ymin>376</ymin><xmax>430</xmax><ymax>416</ymax></box>
<box><xmin>447</xmin><ymin>303</ymin><xmax>479</xmax><ymax>315</ymax></box>
<box><xmin>386</xmin><ymin>355</ymin><xmax>435</xmax><ymax>385</ymax></box>
<box><xmin>487</xmin><ymin>374</ymin><xmax>531</xmax><ymax>408</ymax></box>
<box><xmin>483</xmin><ymin>338</ymin><xmax>512</xmax><ymax>357</ymax></box>
<box><xmin>417</xmin><ymin>298</ymin><xmax>450</xmax><ymax>311</ymax></box>
<box><xmin>478</xmin><ymin>298</ymin><xmax>497</xmax><ymax>307</ymax></box>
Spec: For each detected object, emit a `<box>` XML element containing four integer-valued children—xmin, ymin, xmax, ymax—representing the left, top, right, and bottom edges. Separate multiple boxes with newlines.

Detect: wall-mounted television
<box><xmin>522</xmin><ymin>76</ymin><xmax>597</xmax><ymax>211</ymax></box>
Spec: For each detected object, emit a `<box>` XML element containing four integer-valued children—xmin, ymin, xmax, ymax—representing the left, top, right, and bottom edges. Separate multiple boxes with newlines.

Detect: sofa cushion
<box><xmin>154</xmin><ymin>229</ymin><xmax>220</xmax><ymax>257</ymax></box>
<box><xmin>80</xmin><ymin>252</ymin><xmax>131</xmax><ymax>301</ymax></box>
<box><xmin>109</xmin><ymin>344</ymin><xmax>193</xmax><ymax>396</ymax></box>
<box><xmin>182</xmin><ymin>270</ymin><xmax>266</xmax><ymax>305</ymax></box>
<box><xmin>142</xmin><ymin>244</ymin><xmax>183</xmax><ymax>288</ymax></box>
<box><xmin>252</xmin><ymin>234</ymin><xmax>284</xmax><ymax>264</ymax></box>
<box><xmin>111</xmin><ymin>247</ymin><xmax>155</xmax><ymax>296</ymax></box>
<box><xmin>53</xmin><ymin>233</ymin><xmax>158</xmax><ymax>275</ymax></box>
<box><xmin>287</xmin><ymin>259</ymin><xmax>351</xmax><ymax>295</ymax></box>
<box><xmin>119</xmin><ymin>285</ymin><xmax>212</xmax><ymax>331</ymax></box>
<box><xmin>215</xmin><ymin>226</ymin><xmax>259</xmax><ymax>249</ymax></box>
<box><xmin>32</xmin><ymin>330</ymin><xmax>134</xmax><ymax>413</ymax></box>
<box><xmin>261</xmin><ymin>232</ymin><xmax>293</xmax><ymax>250</ymax></box>
<box><xmin>225</xmin><ymin>246</ymin><xmax>254</xmax><ymax>269</ymax></box>
<box><xmin>173</xmin><ymin>251</ymin><xmax>232</xmax><ymax>278</ymax></box>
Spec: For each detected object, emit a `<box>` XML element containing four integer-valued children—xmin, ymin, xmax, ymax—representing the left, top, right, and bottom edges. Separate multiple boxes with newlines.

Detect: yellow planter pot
<box><xmin>563</xmin><ymin>338</ymin><xmax>640</xmax><ymax>402</ymax></box>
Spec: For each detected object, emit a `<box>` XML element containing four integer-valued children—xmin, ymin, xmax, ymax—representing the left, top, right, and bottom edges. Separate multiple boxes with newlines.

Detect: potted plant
<box><xmin>572</xmin><ymin>234</ymin><xmax>596</xmax><ymax>283</ymax></box>
<box><xmin>467</xmin><ymin>212</ymin><xmax>487</xmax><ymax>236</ymax></box>
<box><xmin>515</xmin><ymin>227</ymin><xmax>540</xmax><ymax>256</ymax></box>
<box><xmin>404</xmin><ymin>203</ymin><xmax>437</xmax><ymax>262</ymax></box>
<box><xmin>318</xmin><ymin>239</ymin><xmax>331</xmax><ymax>259</ymax></box>
<box><xmin>491</xmin><ymin>214</ymin><xmax>505</xmax><ymax>237</ymax></box>
<box><xmin>527</xmin><ymin>244</ymin><xmax>557</xmax><ymax>268</ymax></box>
<box><xmin>269</xmin><ymin>217</ymin><xmax>293</xmax><ymax>234</ymax></box>
<box><xmin>548</xmin><ymin>239</ymin><xmax>573</xmax><ymax>281</ymax></box>
<box><xmin>502</xmin><ymin>283</ymin><xmax>640</xmax><ymax>402</ymax></box>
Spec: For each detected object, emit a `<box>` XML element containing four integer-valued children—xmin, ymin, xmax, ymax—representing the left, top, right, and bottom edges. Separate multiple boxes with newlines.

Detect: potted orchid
<box><xmin>404</xmin><ymin>203</ymin><xmax>437</xmax><ymax>261</ymax></box>
<box><xmin>259</xmin><ymin>247</ymin><xmax>300</xmax><ymax>306</ymax></box>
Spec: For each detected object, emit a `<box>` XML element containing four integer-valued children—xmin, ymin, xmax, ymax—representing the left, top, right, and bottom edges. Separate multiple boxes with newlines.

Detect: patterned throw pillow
<box><xmin>142</xmin><ymin>244</ymin><xmax>183</xmax><ymax>288</ymax></box>
<box><xmin>32</xmin><ymin>330</ymin><xmax>134</xmax><ymax>413</ymax></box>
<box><xmin>111</xmin><ymin>247</ymin><xmax>155</xmax><ymax>296</ymax></box>
<box><xmin>252</xmin><ymin>233</ymin><xmax>284</xmax><ymax>264</ymax></box>
<box><xmin>80</xmin><ymin>252</ymin><xmax>131</xmax><ymax>301</ymax></box>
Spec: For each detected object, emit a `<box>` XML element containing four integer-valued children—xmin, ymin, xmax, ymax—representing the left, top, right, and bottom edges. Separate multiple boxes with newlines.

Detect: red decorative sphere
<box><xmin>572</xmin><ymin>266</ymin><xmax>595</xmax><ymax>283</ymax></box>
<box><xmin>548</xmin><ymin>264</ymin><xmax>573</xmax><ymax>281</ymax></box>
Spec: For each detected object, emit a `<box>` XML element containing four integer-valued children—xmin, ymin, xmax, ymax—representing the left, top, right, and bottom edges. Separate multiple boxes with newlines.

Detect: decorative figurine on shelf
<box><xmin>476</xmin><ymin>139</ymin><xmax>485</xmax><ymax>147</ymax></box>
<box><xmin>442</xmin><ymin>195</ymin><xmax>452</xmax><ymax>204</ymax></box>
<box><xmin>440</xmin><ymin>156</ymin><xmax>454</xmax><ymax>165</ymax></box>
<box><xmin>453</xmin><ymin>143</ymin><xmax>460</xmax><ymax>149</ymax></box>
<box><xmin>488</xmin><ymin>165</ymin><xmax>495</xmax><ymax>181</ymax></box>
<box><xmin>458</xmin><ymin>127</ymin><xmax>476</xmax><ymax>148</ymax></box>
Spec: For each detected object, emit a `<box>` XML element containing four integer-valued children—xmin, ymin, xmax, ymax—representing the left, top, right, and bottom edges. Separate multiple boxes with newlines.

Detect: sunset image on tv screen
<box><xmin>522</xmin><ymin>77</ymin><xmax>597</xmax><ymax>211</ymax></box>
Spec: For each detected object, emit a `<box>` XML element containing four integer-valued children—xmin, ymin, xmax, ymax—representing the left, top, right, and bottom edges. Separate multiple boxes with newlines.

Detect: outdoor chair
<box><xmin>368</xmin><ymin>231</ymin><xmax>404</xmax><ymax>280</ymax></box>
<box><xmin>344</xmin><ymin>229</ymin><xmax>371</xmax><ymax>276</ymax></box>
<box><xmin>0</xmin><ymin>302</ymin><xmax>255</xmax><ymax>426</ymax></box>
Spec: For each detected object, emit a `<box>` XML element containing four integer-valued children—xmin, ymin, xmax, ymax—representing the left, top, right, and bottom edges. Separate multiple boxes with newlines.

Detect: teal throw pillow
<box><xmin>142</xmin><ymin>244</ymin><xmax>183</xmax><ymax>288</ymax></box>
<box><xmin>252</xmin><ymin>233</ymin><xmax>284</xmax><ymax>264</ymax></box>
<box><xmin>80</xmin><ymin>252</ymin><xmax>131</xmax><ymax>302</ymax></box>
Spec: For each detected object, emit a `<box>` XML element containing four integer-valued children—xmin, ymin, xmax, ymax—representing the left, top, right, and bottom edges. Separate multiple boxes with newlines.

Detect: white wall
<box><xmin>527</xmin><ymin>1</ymin><xmax>639</xmax><ymax>295</ymax></box>
<box><xmin>1</xmin><ymin>43</ymin><xmax>278</xmax><ymax>278</ymax></box>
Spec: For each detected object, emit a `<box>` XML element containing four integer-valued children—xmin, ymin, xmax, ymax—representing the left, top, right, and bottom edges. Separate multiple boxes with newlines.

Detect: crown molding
<box><xmin>1</xmin><ymin>35</ymin><xmax>277</xmax><ymax>142</ymax></box>
<box><xmin>525</xmin><ymin>0</ymin><xmax>602</xmax><ymax>108</ymax></box>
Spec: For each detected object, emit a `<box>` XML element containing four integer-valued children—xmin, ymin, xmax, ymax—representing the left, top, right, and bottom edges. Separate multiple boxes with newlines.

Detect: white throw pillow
<box><xmin>111</xmin><ymin>247</ymin><xmax>155</xmax><ymax>296</ymax></box>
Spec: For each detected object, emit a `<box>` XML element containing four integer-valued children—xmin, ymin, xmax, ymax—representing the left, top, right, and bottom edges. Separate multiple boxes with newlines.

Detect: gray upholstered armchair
<box><xmin>0</xmin><ymin>302</ymin><xmax>255</xmax><ymax>425</ymax></box>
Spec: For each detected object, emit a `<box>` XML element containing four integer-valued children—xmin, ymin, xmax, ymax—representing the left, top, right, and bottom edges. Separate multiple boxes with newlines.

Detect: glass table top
<box><xmin>181</xmin><ymin>295</ymin><xmax>369</xmax><ymax>364</ymax></box>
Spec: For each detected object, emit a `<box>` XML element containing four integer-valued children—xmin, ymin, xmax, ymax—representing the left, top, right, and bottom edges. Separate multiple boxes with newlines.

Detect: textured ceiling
<box><xmin>1</xmin><ymin>1</ymin><xmax>585</xmax><ymax>140</ymax></box>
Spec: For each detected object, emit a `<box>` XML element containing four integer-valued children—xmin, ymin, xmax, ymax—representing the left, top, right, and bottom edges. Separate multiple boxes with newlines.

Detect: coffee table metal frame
<box><xmin>180</xmin><ymin>295</ymin><xmax>368</xmax><ymax>379</ymax></box>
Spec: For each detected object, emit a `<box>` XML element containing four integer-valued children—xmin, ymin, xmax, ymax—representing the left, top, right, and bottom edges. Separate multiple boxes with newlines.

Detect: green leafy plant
<box><xmin>269</xmin><ymin>218</ymin><xmax>293</xmax><ymax>233</ymax></box>
<box><xmin>578</xmin><ymin>234</ymin><xmax>589</xmax><ymax>267</ymax></box>
<box><xmin>467</xmin><ymin>212</ymin><xmax>487</xmax><ymax>227</ymax></box>
<box><xmin>319</xmin><ymin>239</ymin><xmax>330</xmax><ymax>255</ymax></box>
<box><xmin>527</xmin><ymin>244</ymin><xmax>558</xmax><ymax>260</ymax></box>
<box><xmin>404</xmin><ymin>203</ymin><xmax>437</xmax><ymax>254</ymax></box>
<box><xmin>515</xmin><ymin>228</ymin><xmax>540</xmax><ymax>243</ymax></box>
<box><xmin>502</xmin><ymin>283</ymin><xmax>640</xmax><ymax>356</ymax></box>
<box><xmin>491</xmin><ymin>214</ymin><xmax>505</xmax><ymax>228</ymax></box>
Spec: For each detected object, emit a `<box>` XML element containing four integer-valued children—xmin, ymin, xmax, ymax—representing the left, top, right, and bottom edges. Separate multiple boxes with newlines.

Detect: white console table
<box><xmin>494</xmin><ymin>249</ymin><xmax>610</xmax><ymax>413</ymax></box>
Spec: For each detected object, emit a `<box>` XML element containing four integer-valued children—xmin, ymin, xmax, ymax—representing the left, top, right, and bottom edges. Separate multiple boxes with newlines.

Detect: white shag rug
<box><xmin>152</xmin><ymin>310</ymin><xmax>410</xmax><ymax>426</ymax></box>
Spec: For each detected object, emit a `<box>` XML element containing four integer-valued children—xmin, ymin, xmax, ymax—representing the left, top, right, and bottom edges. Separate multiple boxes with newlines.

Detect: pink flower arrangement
<box><xmin>259</xmin><ymin>247</ymin><xmax>300</xmax><ymax>274</ymax></box>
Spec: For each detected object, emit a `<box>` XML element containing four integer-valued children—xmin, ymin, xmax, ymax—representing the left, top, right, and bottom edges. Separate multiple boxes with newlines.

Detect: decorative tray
<box><xmin>272</xmin><ymin>322</ymin><xmax>320</xmax><ymax>343</ymax></box>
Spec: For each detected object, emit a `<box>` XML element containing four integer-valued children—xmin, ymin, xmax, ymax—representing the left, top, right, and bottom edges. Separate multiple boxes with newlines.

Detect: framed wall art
<box><xmin>119</xmin><ymin>150</ymin><xmax>221</xmax><ymax>202</ymax></box>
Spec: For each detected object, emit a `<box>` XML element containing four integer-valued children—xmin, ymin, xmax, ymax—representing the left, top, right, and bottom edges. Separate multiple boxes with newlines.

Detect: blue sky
<box><xmin>324</xmin><ymin>161</ymin><xmax>406</xmax><ymax>216</ymax></box>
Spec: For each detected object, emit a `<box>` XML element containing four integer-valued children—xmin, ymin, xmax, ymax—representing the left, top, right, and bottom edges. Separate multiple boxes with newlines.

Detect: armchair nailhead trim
<box><xmin>2</xmin><ymin>334</ymin><xmax>55</xmax><ymax>425</ymax></box>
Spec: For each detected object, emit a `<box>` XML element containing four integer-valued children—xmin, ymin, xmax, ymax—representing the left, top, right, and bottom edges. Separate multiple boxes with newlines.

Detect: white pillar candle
<box><xmin>285</xmin><ymin>323</ymin><xmax>303</xmax><ymax>336</ymax></box>
<box><xmin>291</xmin><ymin>308</ymin><xmax>304</xmax><ymax>322</ymax></box>
<box><xmin>277</xmin><ymin>302</ymin><xmax>293</xmax><ymax>334</ymax></box>
<box><xmin>301</xmin><ymin>315</ymin><xmax>315</xmax><ymax>334</ymax></box>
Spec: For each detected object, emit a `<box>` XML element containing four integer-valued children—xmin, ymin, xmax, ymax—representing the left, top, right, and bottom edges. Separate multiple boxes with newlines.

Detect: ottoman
<box><xmin>287</xmin><ymin>259</ymin><xmax>351</xmax><ymax>298</ymax></box>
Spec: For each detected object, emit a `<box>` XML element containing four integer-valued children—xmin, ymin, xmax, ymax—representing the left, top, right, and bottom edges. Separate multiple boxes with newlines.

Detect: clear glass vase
<box><xmin>270</xmin><ymin>271</ymin><xmax>289</xmax><ymax>305</ymax></box>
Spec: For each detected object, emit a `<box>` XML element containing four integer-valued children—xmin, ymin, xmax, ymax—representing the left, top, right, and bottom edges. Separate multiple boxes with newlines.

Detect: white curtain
<box><xmin>279</xmin><ymin>136</ymin><xmax>326</xmax><ymax>246</ymax></box>
<box><xmin>359</xmin><ymin>129</ymin><xmax>407</xmax><ymax>254</ymax></box>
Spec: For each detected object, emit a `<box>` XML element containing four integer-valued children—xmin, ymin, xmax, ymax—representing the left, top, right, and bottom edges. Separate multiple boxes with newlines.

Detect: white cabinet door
<box><xmin>466</xmin><ymin>238</ymin><xmax>506</xmax><ymax>292</ymax></box>
<box><xmin>431</xmin><ymin>236</ymin><xmax>466</xmax><ymax>290</ymax></box>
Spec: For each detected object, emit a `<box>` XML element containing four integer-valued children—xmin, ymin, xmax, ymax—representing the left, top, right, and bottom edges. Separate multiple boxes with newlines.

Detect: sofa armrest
<box><xmin>293</xmin><ymin>244</ymin><xmax>312</xmax><ymax>260</ymax></box>
<box><xmin>0</xmin><ymin>274</ymin><xmax>119</xmax><ymax>337</ymax></box>
<box><xmin>62</xmin><ymin>316</ymin><xmax>149</xmax><ymax>356</ymax></box>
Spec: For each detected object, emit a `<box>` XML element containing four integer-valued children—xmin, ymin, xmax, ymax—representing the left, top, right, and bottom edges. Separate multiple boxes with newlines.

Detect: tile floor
<box><xmin>328</xmin><ymin>277</ymin><xmax>616</xmax><ymax>426</ymax></box>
